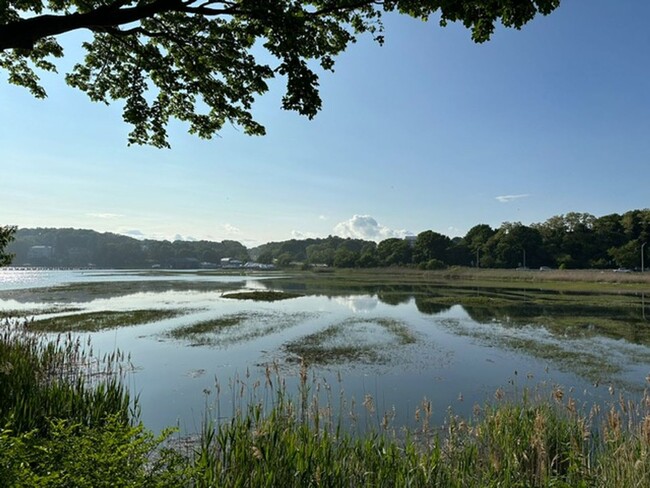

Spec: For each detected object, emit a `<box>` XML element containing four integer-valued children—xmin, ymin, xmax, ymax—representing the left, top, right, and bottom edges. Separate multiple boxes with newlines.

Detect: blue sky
<box><xmin>2</xmin><ymin>1</ymin><xmax>649</xmax><ymax>247</ymax></box>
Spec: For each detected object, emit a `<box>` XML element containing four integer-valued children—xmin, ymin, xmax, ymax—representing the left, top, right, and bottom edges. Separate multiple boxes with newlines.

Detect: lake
<box><xmin>1</xmin><ymin>268</ymin><xmax>649</xmax><ymax>435</ymax></box>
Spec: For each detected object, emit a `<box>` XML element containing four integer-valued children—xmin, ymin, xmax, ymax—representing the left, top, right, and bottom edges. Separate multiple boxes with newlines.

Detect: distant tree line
<box><xmin>251</xmin><ymin>209</ymin><xmax>650</xmax><ymax>270</ymax></box>
<box><xmin>4</xmin><ymin>209</ymin><xmax>650</xmax><ymax>270</ymax></box>
<box><xmin>6</xmin><ymin>228</ymin><xmax>249</xmax><ymax>268</ymax></box>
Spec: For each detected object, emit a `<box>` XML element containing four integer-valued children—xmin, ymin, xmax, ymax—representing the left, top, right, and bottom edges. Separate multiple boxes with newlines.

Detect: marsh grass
<box><xmin>222</xmin><ymin>290</ymin><xmax>303</xmax><ymax>301</ymax></box>
<box><xmin>169</xmin><ymin>313</ymin><xmax>253</xmax><ymax>346</ymax></box>
<box><xmin>0</xmin><ymin>307</ymin><xmax>82</xmax><ymax>319</ymax></box>
<box><xmin>0</xmin><ymin>317</ymin><xmax>134</xmax><ymax>434</ymax></box>
<box><xmin>169</xmin><ymin>311</ymin><xmax>315</xmax><ymax>347</ymax></box>
<box><xmin>31</xmin><ymin>309</ymin><xmax>184</xmax><ymax>332</ymax></box>
<box><xmin>271</xmin><ymin>268</ymin><xmax>650</xmax><ymax>297</ymax></box>
<box><xmin>169</xmin><ymin>313</ymin><xmax>249</xmax><ymax>338</ymax></box>
<box><xmin>187</xmin><ymin>363</ymin><xmax>650</xmax><ymax>487</ymax></box>
<box><xmin>0</xmin><ymin>315</ymin><xmax>193</xmax><ymax>485</ymax></box>
<box><xmin>439</xmin><ymin>317</ymin><xmax>640</xmax><ymax>387</ymax></box>
<box><xmin>0</xmin><ymin>279</ymin><xmax>245</xmax><ymax>304</ymax></box>
<box><xmin>285</xmin><ymin>317</ymin><xmax>417</xmax><ymax>365</ymax></box>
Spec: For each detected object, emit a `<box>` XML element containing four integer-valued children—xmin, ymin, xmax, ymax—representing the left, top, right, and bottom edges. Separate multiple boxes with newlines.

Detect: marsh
<box><xmin>1</xmin><ymin>268</ymin><xmax>648</xmax><ymax>434</ymax></box>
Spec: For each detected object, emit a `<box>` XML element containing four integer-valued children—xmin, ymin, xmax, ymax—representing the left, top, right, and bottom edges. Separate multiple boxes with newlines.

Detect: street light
<box><xmin>642</xmin><ymin>242</ymin><xmax>647</xmax><ymax>273</ymax></box>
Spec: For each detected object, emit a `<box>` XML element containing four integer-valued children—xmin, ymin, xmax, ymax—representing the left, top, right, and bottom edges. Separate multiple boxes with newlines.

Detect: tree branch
<box><xmin>0</xmin><ymin>0</ymin><xmax>231</xmax><ymax>51</ymax></box>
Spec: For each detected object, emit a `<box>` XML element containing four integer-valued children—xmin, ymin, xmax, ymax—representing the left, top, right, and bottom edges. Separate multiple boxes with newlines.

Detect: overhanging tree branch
<box><xmin>0</xmin><ymin>0</ymin><xmax>236</xmax><ymax>51</ymax></box>
<box><xmin>0</xmin><ymin>0</ymin><xmax>561</xmax><ymax>147</ymax></box>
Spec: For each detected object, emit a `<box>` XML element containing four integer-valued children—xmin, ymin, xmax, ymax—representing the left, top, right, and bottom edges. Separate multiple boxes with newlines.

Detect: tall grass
<box><xmin>0</xmin><ymin>316</ymin><xmax>133</xmax><ymax>433</ymax></box>
<box><xmin>0</xmin><ymin>316</ymin><xmax>188</xmax><ymax>486</ymax></box>
<box><xmin>188</xmin><ymin>365</ymin><xmax>650</xmax><ymax>487</ymax></box>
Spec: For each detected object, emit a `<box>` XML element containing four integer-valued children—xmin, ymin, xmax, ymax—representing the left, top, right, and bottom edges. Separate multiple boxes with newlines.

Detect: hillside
<box><xmin>7</xmin><ymin>228</ymin><xmax>249</xmax><ymax>268</ymax></box>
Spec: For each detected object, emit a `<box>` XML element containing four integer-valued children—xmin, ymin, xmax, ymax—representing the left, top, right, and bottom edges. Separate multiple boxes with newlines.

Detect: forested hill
<box><xmin>7</xmin><ymin>228</ymin><xmax>249</xmax><ymax>268</ymax></box>
<box><xmin>252</xmin><ymin>210</ymin><xmax>650</xmax><ymax>270</ymax></box>
<box><xmin>6</xmin><ymin>209</ymin><xmax>650</xmax><ymax>270</ymax></box>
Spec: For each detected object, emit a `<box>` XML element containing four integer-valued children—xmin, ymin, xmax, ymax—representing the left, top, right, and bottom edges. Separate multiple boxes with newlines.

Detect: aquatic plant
<box><xmin>222</xmin><ymin>290</ymin><xmax>303</xmax><ymax>301</ymax></box>
<box><xmin>31</xmin><ymin>309</ymin><xmax>183</xmax><ymax>332</ymax></box>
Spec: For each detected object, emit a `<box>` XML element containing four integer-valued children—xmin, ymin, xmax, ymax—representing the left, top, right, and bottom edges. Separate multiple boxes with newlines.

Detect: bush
<box><xmin>0</xmin><ymin>417</ymin><xmax>189</xmax><ymax>487</ymax></box>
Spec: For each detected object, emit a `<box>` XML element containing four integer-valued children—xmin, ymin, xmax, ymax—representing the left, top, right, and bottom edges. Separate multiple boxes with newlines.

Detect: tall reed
<box><xmin>187</xmin><ymin>365</ymin><xmax>650</xmax><ymax>487</ymax></box>
<box><xmin>0</xmin><ymin>316</ymin><xmax>133</xmax><ymax>434</ymax></box>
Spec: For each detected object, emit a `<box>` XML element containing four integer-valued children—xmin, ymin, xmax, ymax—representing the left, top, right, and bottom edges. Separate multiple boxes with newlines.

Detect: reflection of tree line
<box><xmin>266</xmin><ymin>281</ymin><xmax>650</xmax><ymax>346</ymax></box>
<box><xmin>449</xmin><ymin>302</ymin><xmax>649</xmax><ymax>347</ymax></box>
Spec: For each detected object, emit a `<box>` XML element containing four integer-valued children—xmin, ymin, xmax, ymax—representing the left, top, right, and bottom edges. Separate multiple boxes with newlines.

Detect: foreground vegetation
<box><xmin>2</xmin><ymin>315</ymin><xmax>650</xmax><ymax>487</ymax></box>
<box><xmin>0</xmin><ymin>317</ymin><xmax>189</xmax><ymax>486</ymax></box>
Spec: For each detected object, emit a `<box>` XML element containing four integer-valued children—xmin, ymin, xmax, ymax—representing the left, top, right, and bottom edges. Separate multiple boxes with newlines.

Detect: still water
<box><xmin>1</xmin><ymin>269</ymin><xmax>649</xmax><ymax>434</ymax></box>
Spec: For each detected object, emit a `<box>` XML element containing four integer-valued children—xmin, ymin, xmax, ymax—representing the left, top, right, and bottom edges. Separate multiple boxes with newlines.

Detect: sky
<box><xmin>2</xmin><ymin>1</ymin><xmax>650</xmax><ymax>247</ymax></box>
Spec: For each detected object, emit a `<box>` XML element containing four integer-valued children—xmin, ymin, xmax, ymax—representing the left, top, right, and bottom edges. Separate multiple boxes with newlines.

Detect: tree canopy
<box><xmin>1</xmin><ymin>0</ymin><xmax>559</xmax><ymax>147</ymax></box>
<box><xmin>6</xmin><ymin>209</ymin><xmax>650</xmax><ymax>269</ymax></box>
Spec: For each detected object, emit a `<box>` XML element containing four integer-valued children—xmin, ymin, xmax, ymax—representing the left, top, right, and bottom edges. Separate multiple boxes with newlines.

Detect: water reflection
<box><xmin>1</xmin><ymin>270</ymin><xmax>649</xmax><ymax>435</ymax></box>
<box><xmin>333</xmin><ymin>295</ymin><xmax>379</xmax><ymax>313</ymax></box>
<box><xmin>414</xmin><ymin>298</ymin><xmax>451</xmax><ymax>316</ymax></box>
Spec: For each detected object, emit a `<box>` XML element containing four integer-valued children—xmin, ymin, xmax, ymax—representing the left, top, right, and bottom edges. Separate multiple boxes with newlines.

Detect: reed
<box><xmin>0</xmin><ymin>316</ymin><xmax>133</xmax><ymax>434</ymax></box>
<box><xmin>187</xmin><ymin>366</ymin><xmax>650</xmax><ymax>487</ymax></box>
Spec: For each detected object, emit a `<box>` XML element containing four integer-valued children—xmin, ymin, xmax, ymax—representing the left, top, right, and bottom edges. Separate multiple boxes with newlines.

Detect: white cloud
<box><xmin>291</xmin><ymin>230</ymin><xmax>317</xmax><ymax>239</ymax></box>
<box><xmin>173</xmin><ymin>234</ymin><xmax>197</xmax><ymax>242</ymax></box>
<box><xmin>222</xmin><ymin>223</ymin><xmax>242</xmax><ymax>236</ymax></box>
<box><xmin>333</xmin><ymin>215</ymin><xmax>410</xmax><ymax>242</ymax></box>
<box><xmin>318</xmin><ymin>215</ymin><xmax>328</xmax><ymax>221</ymax></box>
<box><xmin>121</xmin><ymin>229</ymin><xmax>146</xmax><ymax>240</ymax></box>
<box><xmin>87</xmin><ymin>212</ymin><xmax>122</xmax><ymax>219</ymax></box>
<box><xmin>495</xmin><ymin>194</ymin><xmax>530</xmax><ymax>203</ymax></box>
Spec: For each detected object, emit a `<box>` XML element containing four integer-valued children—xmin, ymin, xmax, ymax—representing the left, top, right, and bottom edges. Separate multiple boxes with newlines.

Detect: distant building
<box><xmin>221</xmin><ymin>258</ymin><xmax>243</xmax><ymax>268</ymax></box>
<box><xmin>244</xmin><ymin>262</ymin><xmax>276</xmax><ymax>270</ymax></box>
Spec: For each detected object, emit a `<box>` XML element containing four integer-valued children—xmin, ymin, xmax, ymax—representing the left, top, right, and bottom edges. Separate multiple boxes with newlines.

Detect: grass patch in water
<box><xmin>1</xmin><ymin>307</ymin><xmax>82</xmax><ymax>319</ymax></box>
<box><xmin>31</xmin><ymin>309</ymin><xmax>184</xmax><ymax>332</ymax></box>
<box><xmin>169</xmin><ymin>313</ymin><xmax>249</xmax><ymax>339</ymax></box>
<box><xmin>285</xmin><ymin>317</ymin><xmax>416</xmax><ymax>365</ymax></box>
<box><xmin>0</xmin><ymin>279</ymin><xmax>245</xmax><ymax>304</ymax></box>
<box><xmin>439</xmin><ymin>318</ymin><xmax>631</xmax><ymax>386</ymax></box>
<box><xmin>170</xmin><ymin>311</ymin><xmax>315</xmax><ymax>347</ymax></box>
<box><xmin>222</xmin><ymin>290</ymin><xmax>302</xmax><ymax>301</ymax></box>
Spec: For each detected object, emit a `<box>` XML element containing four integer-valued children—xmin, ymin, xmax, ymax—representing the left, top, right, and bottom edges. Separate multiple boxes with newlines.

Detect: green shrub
<box><xmin>0</xmin><ymin>417</ymin><xmax>189</xmax><ymax>487</ymax></box>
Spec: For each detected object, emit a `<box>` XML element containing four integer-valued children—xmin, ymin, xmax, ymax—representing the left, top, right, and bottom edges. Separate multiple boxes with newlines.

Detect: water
<box><xmin>1</xmin><ymin>268</ymin><xmax>648</xmax><ymax>434</ymax></box>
